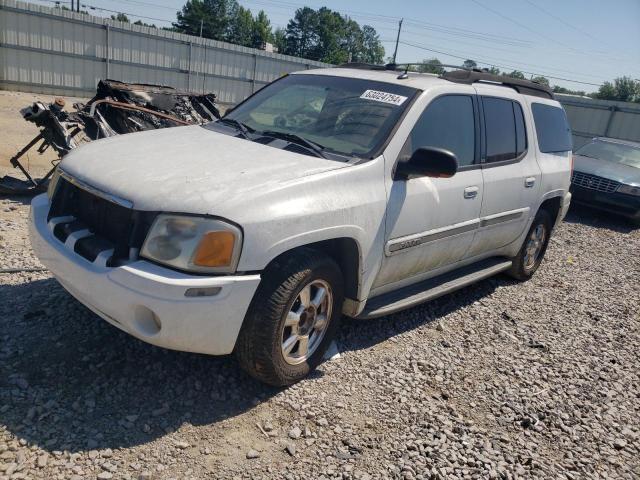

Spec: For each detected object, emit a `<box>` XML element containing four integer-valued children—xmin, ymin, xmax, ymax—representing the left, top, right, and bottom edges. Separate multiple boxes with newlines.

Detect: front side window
<box><xmin>576</xmin><ymin>140</ymin><xmax>640</xmax><ymax>169</ymax></box>
<box><xmin>531</xmin><ymin>103</ymin><xmax>572</xmax><ymax>153</ymax></box>
<box><xmin>218</xmin><ymin>74</ymin><xmax>417</xmax><ymax>159</ymax></box>
<box><xmin>404</xmin><ymin>95</ymin><xmax>476</xmax><ymax>167</ymax></box>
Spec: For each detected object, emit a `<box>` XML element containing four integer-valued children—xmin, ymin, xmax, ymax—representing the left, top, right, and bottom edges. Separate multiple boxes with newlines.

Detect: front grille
<box><xmin>48</xmin><ymin>177</ymin><xmax>156</xmax><ymax>266</ymax></box>
<box><xmin>571</xmin><ymin>171</ymin><xmax>620</xmax><ymax>193</ymax></box>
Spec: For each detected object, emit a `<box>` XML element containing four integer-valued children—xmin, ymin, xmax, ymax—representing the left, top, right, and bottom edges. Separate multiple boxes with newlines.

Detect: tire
<box><xmin>235</xmin><ymin>248</ymin><xmax>344</xmax><ymax>386</ymax></box>
<box><xmin>506</xmin><ymin>209</ymin><xmax>553</xmax><ymax>281</ymax></box>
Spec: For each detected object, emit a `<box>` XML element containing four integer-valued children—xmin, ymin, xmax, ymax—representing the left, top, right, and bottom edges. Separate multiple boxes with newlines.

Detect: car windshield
<box><xmin>576</xmin><ymin>140</ymin><xmax>640</xmax><ymax>169</ymax></box>
<box><xmin>219</xmin><ymin>74</ymin><xmax>418</xmax><ymax>159</ymax></box>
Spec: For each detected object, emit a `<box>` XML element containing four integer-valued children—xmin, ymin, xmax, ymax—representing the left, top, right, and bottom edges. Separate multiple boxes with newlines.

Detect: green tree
<box><xmin>463</xmin><ymin>59</ymin><xmax>477</xmax><ymax>69</ymax></box>
<box><xmin>552</xmin><ymin>85</ymin><xmax>587</xmax><ymax>96</ymax></box>
<box><xmin>418</xmin><ymin>58</ymin><xmax>445</xmax><ymax>75</ymax></box>
<box><xmin>284</xmin><ymin>7</ymin><xmax>320</xmax><ymax>58</ymax></box>
<box><xmin>133</xmin><ymin>20</ymin><xmax>157</xmax><ymax>28</ymax></box>
<box><xmin>313</xmin><ymin>7</ymin><xmax>349</xmax><ymax>63</ymax></box>
<box><xmin>110</xmin><ymin>13</ymin><xmax>130</xmax><ymax>22</ymax></box>
<box><xmin>273</xmin><ymin>27</ymin><xmax>287</xmax><ymax>53</ymax></box>
<box><xmin>360</xmin><ymin>25</ymin><xmax>384</xmax><ymax>64</ymax></box>
<box><xmin>486</xmin><ymin>66</ymin><xmax>500</xmax><ymax>75</ymax></box>
<box><xmin>281</xmin><ymin>7</ymin><xmax>384</xmax><ymax>64</ymax></box>
<box><xmin>252</xmin><ymin>10</ymin><xmax>272</xmax><ymax>48</ymax></box>
<box><xmin>504</xmin><ymin>70</ymin><xmax>525</xmax><ymax>79</ymax></box>
<box><xmin>227</xmin><ymin>5</ymin><xmax>253</xmax><ymax>46</ymax></box>
<box><xmin>594</xmin><ymin>77</ymin><xmax>640</xmax><ymax>102</ymax></box>
<box><xmin>173</xmin><ymin>0</ymin><xmax>238</xmax><ymax>40</ymax></box>
<box><xmin>531</xmin><ymin>75</ymin><xmax>550</xmax><ymax>87</ymax></box>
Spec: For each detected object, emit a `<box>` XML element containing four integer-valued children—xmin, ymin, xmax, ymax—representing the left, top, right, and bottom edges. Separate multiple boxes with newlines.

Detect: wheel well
<box><xmin>268</xmin><ymin>238</ymin><xmax>361</xmax><ymax>301</ymax></box>
<box><xmin>539</xmin><ymin>196</ymin><xmax>562</xmax><ymax>226</ymax></box>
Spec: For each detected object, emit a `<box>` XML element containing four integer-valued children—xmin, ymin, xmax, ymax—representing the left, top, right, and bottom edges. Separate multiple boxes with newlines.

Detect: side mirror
<box><xmin>394</xmin><ymin>147</ymin><xmax>458</xmax><ymax>180</ymax></box>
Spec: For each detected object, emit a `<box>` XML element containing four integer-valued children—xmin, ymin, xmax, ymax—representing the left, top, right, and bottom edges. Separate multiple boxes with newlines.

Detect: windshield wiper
<box><xmin>261</xmin><ymin>130</ymin><xmax>328</xmax><ymax>159</ymax></box>
<box><xmin>218</xmin><ymin>118</ymin><xmax>253</xmax><ymax>138</ymax></box>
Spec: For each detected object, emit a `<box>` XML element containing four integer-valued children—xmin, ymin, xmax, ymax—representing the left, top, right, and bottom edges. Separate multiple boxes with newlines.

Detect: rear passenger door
<box><xmin>466</xmin><ymin>90</ymin><xmax>541</xmax><ymax>257</ymax></box>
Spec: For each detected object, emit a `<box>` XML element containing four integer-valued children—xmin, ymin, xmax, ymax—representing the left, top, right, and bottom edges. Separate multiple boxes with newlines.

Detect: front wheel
<box><xmin>506</xmin><ymin>209</ymin><xmax>553</xmax><ymax>281</ymax></box>
<box><xmin>235</xmin><ymin>248</ymin><xmax>344</xmax><ymax>386</ymax></box>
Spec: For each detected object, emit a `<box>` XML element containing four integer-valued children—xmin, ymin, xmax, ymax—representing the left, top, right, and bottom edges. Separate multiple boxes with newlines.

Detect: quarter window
<box><xmin>531</xmin><ymin>103</ymin><xmax>572</xmax><ymax>153</ymax></box>
<box><xmin>406</xmin><ymin>95</ymin><xmax>476</xmax><ymax>167</ymax></box>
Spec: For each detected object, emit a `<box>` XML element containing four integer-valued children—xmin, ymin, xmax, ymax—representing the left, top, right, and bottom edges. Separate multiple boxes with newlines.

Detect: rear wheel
<box><xmin>235</xmin><ymin>248</ymin><xmax>343</xmax><ymax>386</ymax></box>
<box><xmin>506</xmin><ymin>209</ymin><xmax>553</xmax><ymax>281</ymax></box>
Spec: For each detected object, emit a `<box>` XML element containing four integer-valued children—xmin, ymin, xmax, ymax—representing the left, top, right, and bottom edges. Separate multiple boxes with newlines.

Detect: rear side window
<box><xmin>531</xmin><ymin>103</ymin><xmax>572</xmax><ymax>153</ymax></box>
<box><xmin>407</xmin><ymin>95</ymin><xmax>476</xmax><ymax>166</ymax></box>
<box><xmin>482</xmin><ymin>97</ymin><xmax>527</xmax><ymax>163</ymax></box>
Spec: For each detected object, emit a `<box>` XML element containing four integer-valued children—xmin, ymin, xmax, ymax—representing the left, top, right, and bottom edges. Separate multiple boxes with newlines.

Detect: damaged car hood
<box><xmin>59</xmin><ymin>126</ymin><xmax>349</xmax><ymax>212</ymax></box>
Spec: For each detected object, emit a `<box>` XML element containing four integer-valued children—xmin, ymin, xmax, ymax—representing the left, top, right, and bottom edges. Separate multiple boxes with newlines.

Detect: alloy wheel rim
<box><xmin>524</xmin><ymin>224</ymin><xmax>546</xmax><ymax>270</ymax></box>
<box><xmin>281</xmin><ymin>279</ymin><xmax>333</xmax><ymax>365</ymax></box>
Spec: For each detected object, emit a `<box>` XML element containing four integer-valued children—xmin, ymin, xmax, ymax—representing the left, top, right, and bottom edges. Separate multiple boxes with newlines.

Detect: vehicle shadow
<box><xmin>339</xmin><ymin>273</ymin><xmax>507</xmax><ymax>353</ymax></box>
<box><xmin>1</xmin><ymin>272</ymin><xmax>507</xmax><ymax>453</ymax></box>
<box><xmin>0</xmin><ymin>277</ymin><xmax>280</xmax><ymax>453</ymax></box>
<box><xmin>564</xmin><ymin>204</ymin><xmax>637</xmax><ymax>234</ymax></box>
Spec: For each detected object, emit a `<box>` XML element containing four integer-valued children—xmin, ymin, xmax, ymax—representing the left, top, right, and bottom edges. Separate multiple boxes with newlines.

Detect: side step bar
<box><xmin>357</xmin><ymin>257</ymin><xmax>513</xmax><ymax>319</ymax></box>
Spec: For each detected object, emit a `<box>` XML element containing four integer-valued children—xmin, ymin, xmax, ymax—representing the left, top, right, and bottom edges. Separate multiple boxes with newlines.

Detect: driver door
<box><xmin>372</xmin><ymin>93</ymin><xmax>483</xmax><ymax>293</ymax></box>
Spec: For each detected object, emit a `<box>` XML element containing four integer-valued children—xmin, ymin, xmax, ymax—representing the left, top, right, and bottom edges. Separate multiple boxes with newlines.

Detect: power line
<box><xmin>398</xmin><ymin>40</ymin><xmax>604</xmax><ymax>87</ymax></box>
<box><xmin>389</xmin><ymin>35</ymin><xmax>608</xmax><ymax>81</ymax></box>
<box><xmin>521</xmin><ymin>0</ymin><xmax>610</xmax><ymax>47</ymax></box>
<box><xmin>239</xmin><ymin>0</ymin><xmax>533</xmax><ymax>45</ymax></box>
<box><xmin>468</xmin><ymin>0</ymin><xmax>585</xmax><ymax>52</ymax></box>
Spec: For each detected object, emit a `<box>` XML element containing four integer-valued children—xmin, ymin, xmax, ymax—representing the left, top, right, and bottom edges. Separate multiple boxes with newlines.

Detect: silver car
<box><xmin>571</xmin><ymin>137</ymin><xmax>640</xmax><ymax>225</ymax></box>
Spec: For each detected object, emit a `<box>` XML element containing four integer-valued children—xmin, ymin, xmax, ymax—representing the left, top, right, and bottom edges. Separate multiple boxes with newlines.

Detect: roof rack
<box><xmin>335</xmin><ymin>62</ymin><xmax>555</xmax><ymax>99</ymax></box>
<box><xmin>441</xmin><ymin>69</ymin><xmax>554</xmax><ymax>99</ymax></box>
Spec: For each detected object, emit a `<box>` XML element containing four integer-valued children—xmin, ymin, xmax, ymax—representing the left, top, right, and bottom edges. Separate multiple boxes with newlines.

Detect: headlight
<box><xmin>140</xmin><ymin>214</ymin><xmax>242</xmax><ymax>273</ymax></box>
<box><xmin>617</xmin><ymin>184</ymin><xmax>640</xmax><ymax>196</ymax></box>
<box><xmin>47</xmin><ymin>169</ymin><xmax>61</xmax><ymax>199</ymax></box>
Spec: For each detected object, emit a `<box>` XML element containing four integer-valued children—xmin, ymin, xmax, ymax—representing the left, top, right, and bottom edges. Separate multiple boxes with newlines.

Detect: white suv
<box><xmin>30</xmin><ymin>66</ymin><xmax>573</xmax><ymax>385</ymax></box>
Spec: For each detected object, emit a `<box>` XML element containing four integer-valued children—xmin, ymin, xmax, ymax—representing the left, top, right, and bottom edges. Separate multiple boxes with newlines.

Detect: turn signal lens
<box><xmin>193</xmin><ymin>231</ymin><xmax>236</xmax><ymax>267</ymax></box>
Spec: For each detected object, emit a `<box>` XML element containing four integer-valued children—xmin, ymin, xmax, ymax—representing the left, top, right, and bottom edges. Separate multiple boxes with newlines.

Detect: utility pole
<box><xmin>199</xmin><ymin>18</ymin><xmax>203</xmax><ymax>37</ymax></box>
<box><xmin>392</xmin><ymin>18</ymin><xmax>403</xmax><ymax>65</ymax></box>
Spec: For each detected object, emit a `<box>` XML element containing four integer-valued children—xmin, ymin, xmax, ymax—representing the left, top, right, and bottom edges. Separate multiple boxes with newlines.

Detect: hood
<box><xmin>573</xmin><ymin>154</ymin><xmax>640</xmax><ymax>185</ymax></box>
<box><xmin>60</xmin><ymin>126</ymin><xmax>348</xmax><ymax>212</ymax></box>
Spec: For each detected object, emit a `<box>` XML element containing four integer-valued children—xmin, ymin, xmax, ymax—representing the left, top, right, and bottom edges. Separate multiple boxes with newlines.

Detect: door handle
<box><xmin>464</xmin><ymin>186</ymin><xmax>479</xmax><ymax>199</ymax></box>
<box><xmin>525</xmin><ymin>177</ymin><xmax>536</xmax><ymax>188</ymax></box>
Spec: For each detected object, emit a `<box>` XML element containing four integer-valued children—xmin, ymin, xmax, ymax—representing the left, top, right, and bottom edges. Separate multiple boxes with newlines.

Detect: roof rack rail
<box><xmin>334</xmin><ymin>63</ymin><xmax>554</xmax><ymax>99</ymax></box>
<box><xmin>441</xmin><ymin>69</ymin><xmax>554</xmax><ymax>99</ymax></box>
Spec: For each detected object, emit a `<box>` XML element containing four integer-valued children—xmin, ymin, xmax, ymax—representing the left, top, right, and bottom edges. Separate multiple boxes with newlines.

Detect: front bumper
<box><xmin>29</xmin><ymin>194</ymin><xmax>261</xmax><ymax>355</ymax></box>
<box><xmin>570</xmin><ymin>184</ymin><xmax>640</xmax><ymax>220</ymax></box>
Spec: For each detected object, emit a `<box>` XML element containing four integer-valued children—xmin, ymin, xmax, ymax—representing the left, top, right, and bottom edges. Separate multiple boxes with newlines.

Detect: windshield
<box><xmin>220</xmin><ymin>74</ymin><xmax>418</xmax><ymax>159</ymax></box>
<box><xmin>576</xmin><ymin>140</ymin><xmax>640</xmax><ymax>169</ymax></box>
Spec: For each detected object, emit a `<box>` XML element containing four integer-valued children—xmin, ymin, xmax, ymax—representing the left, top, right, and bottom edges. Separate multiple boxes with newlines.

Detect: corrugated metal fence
<box><xmin>0</xmin><ymin>0</ymin><xmax>328</xmax><ymax>104</ymax></box>
<box><xmin>557</xmin><ymin>94</ymin><xmax>640</xmax><ymax>149</ymax></box>
<box><xmin>1</xmin><ymin>0</ymin><xmax>639</xmax><ymax>145</ymax></box>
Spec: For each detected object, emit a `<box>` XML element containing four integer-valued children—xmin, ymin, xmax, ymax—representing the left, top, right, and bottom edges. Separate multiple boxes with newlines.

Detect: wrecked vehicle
<box><xmin>30</xmin><ymin>66</ymin><xmax>573</xmax><ymax>386</ymax></box>
<box><xmin>1</xmin><ymin>80</ymin><xmax>219</xmax><ymax>195</ymax></box>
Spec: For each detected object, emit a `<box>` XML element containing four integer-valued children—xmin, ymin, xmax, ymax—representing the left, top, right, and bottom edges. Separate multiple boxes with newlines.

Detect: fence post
<box><xmin>188</xmin><ymin>41</ymin><xmax>193</xmax><ymax>92</ymax></box>
<box><xmin>251</xmin><ymin>53</ymin><xmax>258</xmax><ymax>93</ymax></box>
<box><xmin>603</xmin><ymin>106</ymin><xmax>618</xmax><ymax>137</ymax></box>
<box><xmin>105</xmin><ymin>24</ymin><xmax>110</xmax><ymax>79</ymax></box>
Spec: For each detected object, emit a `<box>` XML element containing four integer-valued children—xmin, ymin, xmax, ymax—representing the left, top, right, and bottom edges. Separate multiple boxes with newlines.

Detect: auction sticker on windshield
<box><xmin>360</xmin><ymin>90</ymin><xmax>408</xmax><ymax>106</ymax></box>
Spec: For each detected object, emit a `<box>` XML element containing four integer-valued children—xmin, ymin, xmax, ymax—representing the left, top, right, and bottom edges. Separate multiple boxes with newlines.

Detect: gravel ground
<box><xmin>1</xmin><ymin>197</ymin><xmax>639</xmax><ymax>480</ymax></box>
